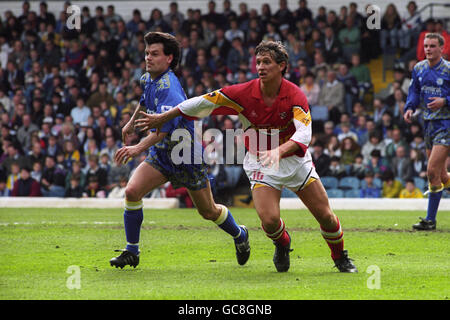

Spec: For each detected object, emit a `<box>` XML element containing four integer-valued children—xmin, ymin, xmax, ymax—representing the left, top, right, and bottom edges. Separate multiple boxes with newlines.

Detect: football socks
<box><xmin>214</xmin><ymin>205</ymin><xmax>247</xmax><ymax>244</ymax></box>
<box><xmin>124</xmin><ymin>199</ymin><xmax>144</xmax><ymax>255</ymax></box>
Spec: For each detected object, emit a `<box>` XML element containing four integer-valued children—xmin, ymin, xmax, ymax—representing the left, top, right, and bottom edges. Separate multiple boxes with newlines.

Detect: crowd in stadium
<box><xmin>0</xmin><ymin>0</ymin><xmax>449</xmax><ymax>203</ymax></box>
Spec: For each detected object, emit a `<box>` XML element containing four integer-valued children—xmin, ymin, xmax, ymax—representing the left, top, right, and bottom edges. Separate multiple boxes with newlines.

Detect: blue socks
<box><xmin>214</xmin><ymin>205</ymin><xmax>247</xmax><ymax>243</ymax></box>
<box><xmin>426</xmin><ymin>190</ymin><xmax>442</xmax><ymax>222</ymax></box>
<box><xmin>124</xmin><ymin>200</ymin><xmax>144</xmax><ymax>255</ymax></box>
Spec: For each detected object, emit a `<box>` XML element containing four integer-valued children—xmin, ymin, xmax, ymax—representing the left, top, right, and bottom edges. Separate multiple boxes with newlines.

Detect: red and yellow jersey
<box><xmin>177</xmin><ymin>78</ymin><xmax>311</xmax><ymax>158</ymax></box>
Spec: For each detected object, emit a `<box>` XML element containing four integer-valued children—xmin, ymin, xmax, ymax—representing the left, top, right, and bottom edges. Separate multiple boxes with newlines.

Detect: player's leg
<box><xmin>252</xmin><ymin>184</ymin><xmax>292</xmax><ymax>272</ymax></box>
<box><xmin>415</xmin><ymin>145</ymin><xmax>449</xmax><ymax>230</ymax></box>
<box><xmin>296</xmin><ymin>178</ymin><xmax>357</xmax><ymax>272</ymax></box>
<box><xmin>188</xmin><ymin>180</ymin><xmax>250</xmax><ymax>265</ymax></box>
<box><xmin>110</xmin><ymin>162</ymin><xmax>168</xmax><ymax>268</ymax></box>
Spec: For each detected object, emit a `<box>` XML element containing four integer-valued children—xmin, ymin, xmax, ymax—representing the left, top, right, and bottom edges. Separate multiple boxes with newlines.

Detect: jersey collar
<box><xmin>251</xmin><ymin>78</ymin><xmax>289</xmax><ymax>100</ymax></box>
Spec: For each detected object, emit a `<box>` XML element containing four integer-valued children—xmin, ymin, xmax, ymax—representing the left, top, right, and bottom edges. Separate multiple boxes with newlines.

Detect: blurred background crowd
<box><xmin>0</xmin><ymin>0</ymin><xmax>449</xmax><ymax>205</ymax></box>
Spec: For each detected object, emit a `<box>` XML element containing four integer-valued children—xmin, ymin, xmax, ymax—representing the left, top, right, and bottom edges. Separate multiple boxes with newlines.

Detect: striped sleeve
<box><xmin>289</xmin><ymin>104</ymin><xmax>312</xmax><ymax>154</ymax></box>
<box><xmin>177</xmin><ymin>89</ymin><xmax>244</xmax><ymax>119</ymax></box>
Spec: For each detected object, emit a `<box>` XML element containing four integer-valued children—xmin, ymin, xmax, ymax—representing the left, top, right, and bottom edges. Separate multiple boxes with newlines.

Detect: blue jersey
<box><xmin>139</xmin><ymin>68</ymin><xmax>207</xmax><ymax>190</ymax></box>
<box><xmin>404</xmin><ymin>58</ymin><xmax>450</xmax><ymax>121</ymax></box>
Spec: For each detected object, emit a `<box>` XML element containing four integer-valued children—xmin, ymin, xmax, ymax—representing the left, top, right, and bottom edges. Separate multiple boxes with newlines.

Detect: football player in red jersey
<box><xmin>136</xmin><ymin>41</ymin><xmax>357</xmax><ymax>273</ymax></box>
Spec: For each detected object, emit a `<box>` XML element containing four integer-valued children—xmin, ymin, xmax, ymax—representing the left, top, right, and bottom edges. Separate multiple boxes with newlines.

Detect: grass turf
<box><xmin>0</xmin><ymin>207</ymin><xmax>449</xmax><ymax>300</ymax></box>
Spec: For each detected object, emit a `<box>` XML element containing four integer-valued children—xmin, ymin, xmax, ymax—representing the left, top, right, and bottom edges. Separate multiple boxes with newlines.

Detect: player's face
<box><xmin>423</xmin><ymin>38</ymin><xmax>442</xmax><ymax>62</ymax></box>
<box><xmin>256</xmin><ymin>53</ymin><xmax>285</xmax><ymax>82</ymax></box>
<box><xmin>145</xmin><ymin>43</ymin><xmax>173</xmax><ymax>77</ymax></box>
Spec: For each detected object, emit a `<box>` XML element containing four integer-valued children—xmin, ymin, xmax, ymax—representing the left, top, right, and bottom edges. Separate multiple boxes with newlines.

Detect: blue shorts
<box><xmin>423</xmin><ymin>119</ymin><xmax>450</xmax><ymax>150</ymax></box>
<box><xmin>145</xmin><ymin>150</ymin><xmax>208</xmax><ymax>191</ymax></box>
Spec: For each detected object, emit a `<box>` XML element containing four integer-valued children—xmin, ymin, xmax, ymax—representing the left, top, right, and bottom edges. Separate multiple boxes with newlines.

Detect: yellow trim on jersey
<box><xmin>202</xmin><ymin>90</ymin><xmax>244</xmax><ymax>114</ymax></box>
<box><xmin>252</xmin><ymin>183</ymin><xmax>271</xmax><ymax>190</ymax></box>
<box><xmin>293</xmin><ymin>106</ymin><xmax>311</xmax><ymax>126</ymax></box>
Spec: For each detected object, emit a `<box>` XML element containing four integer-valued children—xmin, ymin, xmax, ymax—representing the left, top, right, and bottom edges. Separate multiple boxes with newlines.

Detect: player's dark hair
<box><xmin>144</xmin><ymin>31</ymin><xmax>180</xmax><ymax>71</ymax></box>
<box><xmin>425</xmin><ymin>33</ymin><xmax>445</xmax><ymax>47</ymax></box>
<box><xmin>255</xmin><ymin>40</ymin><xmax>289</xmax><ymax>75</ymax></box>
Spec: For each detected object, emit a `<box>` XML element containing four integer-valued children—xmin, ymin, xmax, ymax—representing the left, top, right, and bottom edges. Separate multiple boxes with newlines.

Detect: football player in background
<box><xmin>136</xmin><ymin>40</ymin><xmax>357</xmax><ymax>273</ymax></box>
<box><xmin>110</xmin><ymin>32</ymin><xmax>250</xmax><ymax>268</ymax></box>
<box><xmin>404</xmin><ymin>33</ymin><xmax>449</xmax><ymax>231</ymax></box>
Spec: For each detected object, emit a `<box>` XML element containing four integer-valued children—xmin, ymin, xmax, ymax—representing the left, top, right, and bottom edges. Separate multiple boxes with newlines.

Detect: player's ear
<box><xmin>167</xmin><ymin>54</ymin><xmax>174</xmax><ymax>66</ymax></box>
<box><xmin>279</xmin><ymin>61</ymin><xmax>287</xmax><ymax>74</ymax></box>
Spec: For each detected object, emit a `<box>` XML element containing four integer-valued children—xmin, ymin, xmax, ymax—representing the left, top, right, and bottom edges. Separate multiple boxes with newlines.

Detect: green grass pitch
<box><xmin>0</xmin><ymin>207</ymin><xmax>449</xmax><ymax>300</ymax></box>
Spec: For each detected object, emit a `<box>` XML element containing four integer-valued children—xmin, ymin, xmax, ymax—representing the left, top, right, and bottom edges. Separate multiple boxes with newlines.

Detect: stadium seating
<box><xmin>338</xmin><ymin>177</ymin><xmax>360</xmax><ymax>190</ymax></box>
<box><xmin>310</xmin><ymin>105</ymin><xmax>329</xmax><ymax>121</ymax></box>
<box><xmin>360</xmin><ymin>178</ymin><xmax>382</xmax><ymax>189</ymax></box>
<box><xmin>321</xmin><ymin>176</ymin><xmax>339</xmax><ymax>190</ymax></box>
<box><xmin>327</xmin><ymin>189</ymin><xmax>344</xmax><ymax>198</ymax></box>
<box><xmin>344</xmin><ymin>189</ymin><xmax>361</xmax><ymax>198</ymax></box>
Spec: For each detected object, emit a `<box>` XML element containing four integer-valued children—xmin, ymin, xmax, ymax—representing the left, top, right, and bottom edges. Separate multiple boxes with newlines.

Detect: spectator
<box><xmin>65</xmin><ymin>176</ymin><xmax>83</xmax><ymax>198</ymax></box>
<box><xmin>311</xmin><ymin>140</ymin><xmax>331</xmax><ymax>177</ymax></box>
<box><xmin>391</xmin><ymin>145</ymin><xmax>413</xmax><ymax>183</ymax></box>
<box><xmin>380</xmin><ymin>3</ymin><xmax>401</xmax><ymax>51</ymax></box>
<box><xmin>71</xmin><ymin>97</ymin><xmax>91</xmax><ymax>125</ymax></box>
<box><xmin>6</xmin><ymin>161</ymin><xmax>20</xmax><ymax>191</ymax></box>
<box><xmin>365</xmin><ymin>149</ymin><xmax>388</xmax><ymax>179</ymax></box>
<box><xmin>409</xmin><ymin>148</ymin><xmax>427</xmax><ymax>179</ymax></box>
<box><xmin>322</xmin><ymin>26</ymin><xmax>341</xmax><ymax>65</ymax></box>
<box><xmin>399</xmin><ymin>179</ymin><xmax>423</xmax><ymax>198</ymax></box>
<box><xmin>65</xmin><ymin>160</ymin><xmax>86</xmax><ymax>191</ymax></box>
<box><xmin>349</xmin><ymin>53</ymin><xmax>372</xmax><ymax>100</ymax></box>
<box><xmin>11</xmin><ymin>165</ymin><xmax>41</xmax><ymax>197</ymax></box>
<box><xmin>347</xmin><ymin>153</ymin><xmax>365</xmax><ymax>179</ymax></box>
<box><xmin>327</xmin><ymin>156</ymin><xmax>346</xmax><ymax>179</ymax></box>
<box><xmin>361</xmin><ymin>131</ymin><xmax>386</xmax><ymax>164</ymax></box>
<box><xmin>85</xmin><ymin>154</ymin><xmax>108</xmax><ymax>190</ymax></box>
<box><xmin>84</xmin><ymin>175</ymin><xmax>106</xmax><ymax>198</ymax></box>
<box><xmin>40</xmin><ymin>155</ymin><xmax>66</xmax><ymax>197</ymax></box>
<box><xmin>385</xmin><ymin>127</ymin><xmax>408</xmax><ymax>161</ymax></box>
<box><xmin>339</xmin><ymin>136</ymin><xmax>361</xmax><ymax>166</ymax></box>
<box><xmin>359</xmin><ymin>170</ymin><xmax>381</xmax><ymax>198</ymax></box>
<box><xmin>338</xmin><ymin>16</ymin><xmax>360</xmax><ymax>62</ymax></box>
<box><xmin>300</xmin><ymin>72</ymin><xmax>320</xmax><ymax>106</ymax></box>
<box><xmin>17</xmin><ymin>114</ymin><xmax>39</xmax><ymax>153</ymax></box>
<box><xmin>381</xmin><ymin>169</ymin><xmax>403</xmax><ymax>198</ymax></box>
<box><xmin>108</xmin><ymin>175</ymin><xmax>128</xmax><ymax>199</ymax></box>
<box><xmin>0</xmin><ymin>175</ymin><xmax>10</xmax><ymax>197</ymax></box>
<box><xmin>318</xmin><ymin>69</ymin><xmax>345</xmax><ymax>124</ymax></box>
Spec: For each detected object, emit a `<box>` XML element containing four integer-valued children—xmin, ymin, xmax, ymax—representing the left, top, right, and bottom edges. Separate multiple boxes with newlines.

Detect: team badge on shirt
<box><xmin>436</xmin><ymin>78</ymin><xmax>443</xmax><ymax>85</ymax></box>
<box><xmin>280</xmin><ymin>112</ymin><xmax>287</xmax><ymax>120</ymax></box>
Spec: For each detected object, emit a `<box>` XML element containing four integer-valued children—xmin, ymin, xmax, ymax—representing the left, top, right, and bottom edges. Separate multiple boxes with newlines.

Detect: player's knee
<box><xmin>125</xmin><ymin>185</ymin><xmax>140</xmax><ymax>202</ymax></box>
<box><xmin>260</xmin><ymin>215</ymin><xmax>280</xmax><ymax>231</ymax></box>
<box><xmin>427</xmin><ymin>168</ymin><xmax>439</xmax><ymax>184</ymax></box>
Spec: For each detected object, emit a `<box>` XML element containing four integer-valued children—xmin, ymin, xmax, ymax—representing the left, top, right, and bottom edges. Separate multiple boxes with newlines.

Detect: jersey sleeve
<box><xmin>177</xmin><ymin>88</ymin><xmax>244</xmax><ymax>119</ymax></box>
<box><xmin>289</xmin><ymin>93</ymin><xmax>311</xmax><ymax>155</ymax></box>
<box><xmin>404</xmin><ymin>66</ymin><xmax>421</xmax><ymax>112</ymax></box>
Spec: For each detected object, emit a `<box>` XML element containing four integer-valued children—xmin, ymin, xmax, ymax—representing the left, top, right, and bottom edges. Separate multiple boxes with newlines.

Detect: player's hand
<box><xmin>427</xmin><ymin>97</ymin><xmax>445</xmax><ymax>112</ymax></box>
<box><xmin>258</xmin><ymin>148</ymin><xmax>280</xmax><ymax>170</ymax></box>
<box><xmin>403</xmin><ymin>109</ymin><xmax>414</xmax><ymax>124</ymax></box>
<box><xmin>114</xmin><ymin>145</ymin><xmax>141</xmax><ymax>166</ymax></box>
<box><xmin>135</xmin><ymin>111</ymin><xmax>163</xmax><ymax>134</ymax></box>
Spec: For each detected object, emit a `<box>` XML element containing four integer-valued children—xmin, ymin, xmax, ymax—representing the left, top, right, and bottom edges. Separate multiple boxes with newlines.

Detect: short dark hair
<box><xmin>255</xmin><ymin>40</ymin><xmax>289</xmax><ymax>75</ymax></box>
<box><xmin>144</xmin><ymin>32</ymin><xmax>180</xmax><ymax>71</ymax></box>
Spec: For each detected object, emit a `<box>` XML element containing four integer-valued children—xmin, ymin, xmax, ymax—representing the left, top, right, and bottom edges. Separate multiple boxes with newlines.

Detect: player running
<box><xmin>135</xmin><ymin>40</ymin><xmax>357</xmax><ymax>273</ymax></box>
<box><xmin>110</xmin><ymin>32</ymin><xmax>250</xmax><ymax>269</ymax></box>
<box><xmin>404</xmin><ymin>33</ymin><xmax>450</xmax><ymax>231</ymax></box>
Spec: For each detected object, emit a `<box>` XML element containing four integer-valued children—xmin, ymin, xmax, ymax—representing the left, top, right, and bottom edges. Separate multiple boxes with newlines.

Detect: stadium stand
<box><xmin>0</xmin><ymin>0</ymin><xmax>448</xmax><ymax>205</ymax></box>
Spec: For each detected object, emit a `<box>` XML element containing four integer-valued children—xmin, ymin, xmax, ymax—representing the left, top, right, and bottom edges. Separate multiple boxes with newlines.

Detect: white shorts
<box><xmin>243</xmin><ymin>151</ymin><xmax>319</xmax><ymax>192</ymax></box>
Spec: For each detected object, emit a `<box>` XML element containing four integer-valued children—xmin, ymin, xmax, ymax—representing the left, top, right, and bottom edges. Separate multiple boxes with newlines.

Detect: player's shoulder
<box><xmin>413</xmin><ymin>59</ymin><xmax>429</xmax><ymax>73</ymax></box>
<box><xmin>140</xmin><ymin>72</ymin><xmax>150</xmax><ymax>88</ymax></box>
<box><xmin>221</xmin><ymin>79</ymin><xmax>256</xmax><ymax>96</ymax></box>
